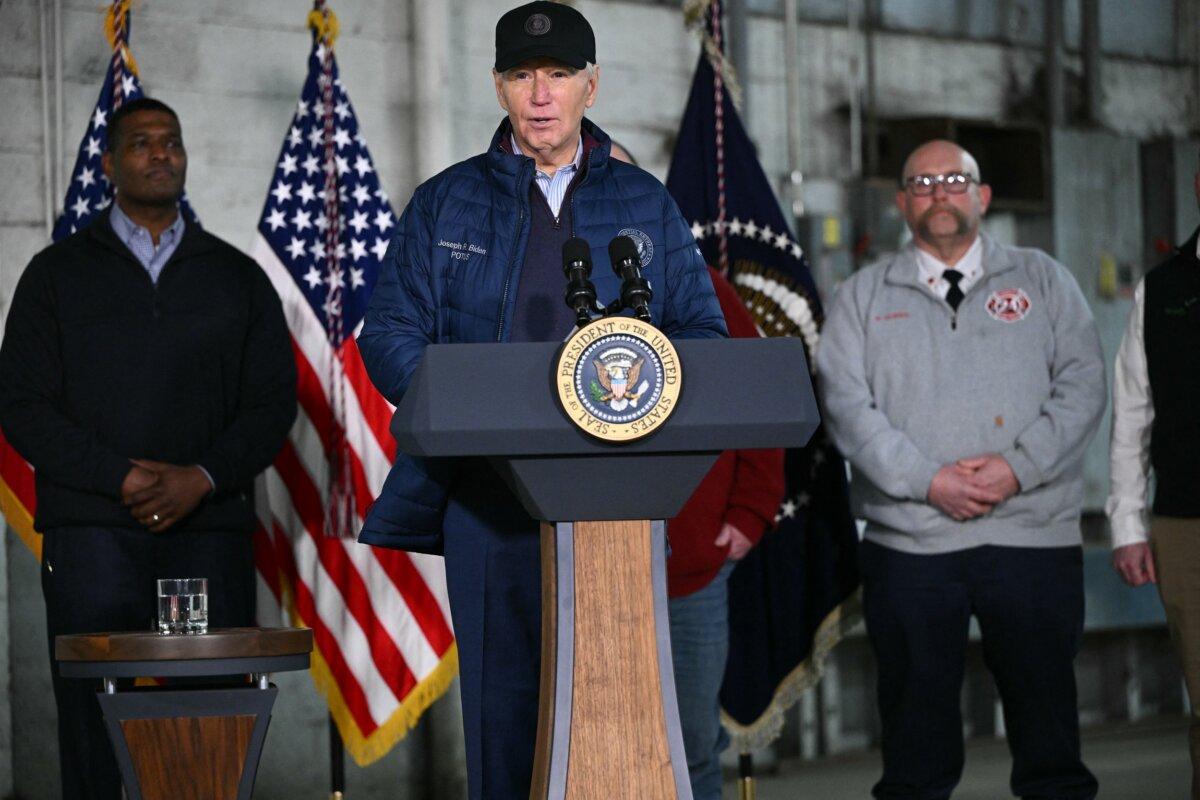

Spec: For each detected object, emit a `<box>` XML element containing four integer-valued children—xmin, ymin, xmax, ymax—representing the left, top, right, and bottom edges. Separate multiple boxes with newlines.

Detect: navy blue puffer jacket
<box><xmin>357</xmin><ymin>118</ymin><xmax>726</xmax><ymax>552</ymax></box>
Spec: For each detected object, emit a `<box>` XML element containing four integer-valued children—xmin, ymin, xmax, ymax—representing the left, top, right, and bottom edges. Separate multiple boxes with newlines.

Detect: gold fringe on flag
<box><xmin>270</xmin><ymin>569</ymin><xmax>460</xmax><ymax>766</ymax></box>
<box><xmin>0</xmin><ymin>478</ymin><xmax>40</xmax><ymax>561</ymax></box>
<box><xmin>720</xmin><ymin>589</ymin><xmax>864</xmax><ymax>752</ymax></box>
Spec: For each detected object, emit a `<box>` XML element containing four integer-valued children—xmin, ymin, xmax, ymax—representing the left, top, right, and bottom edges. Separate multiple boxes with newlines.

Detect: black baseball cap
<box><xmin>494</xmin><ymin>1</ymin><xmax>596</xmax><ymax>73</ymax></box>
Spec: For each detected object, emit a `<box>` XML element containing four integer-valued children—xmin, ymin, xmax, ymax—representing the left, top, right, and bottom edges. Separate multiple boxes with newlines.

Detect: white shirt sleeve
<box><xmin>1105</xmin><ymin>279</ymin><xmax>1154</xmax><ymax>548</ymax></box>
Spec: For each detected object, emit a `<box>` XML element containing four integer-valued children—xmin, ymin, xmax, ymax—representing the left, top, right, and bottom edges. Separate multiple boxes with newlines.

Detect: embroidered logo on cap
<box><xmin>985</xmin><ymin>288</ymin><xmax>1031</xmax><ymax>323</ymax></box>
<box><xmin>525</xmin><ymin>13</ymin><xmax>552</xmax><ymax>35</ymax></box>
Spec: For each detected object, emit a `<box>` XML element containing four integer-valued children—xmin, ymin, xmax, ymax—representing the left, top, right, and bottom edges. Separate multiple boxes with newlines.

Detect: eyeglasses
<box><xmin>903</xmin><ymin>172</ymin><xmax>976</xmax><ymax>196</ymax></box>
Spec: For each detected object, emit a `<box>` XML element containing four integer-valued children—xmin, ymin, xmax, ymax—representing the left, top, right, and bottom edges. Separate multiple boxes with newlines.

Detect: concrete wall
<box><xmin>1</xmin><ymin>0</ymin><xmax>1198</xmax><ymax>796</ymax></box>
<box><xmin>738</xmin><ymin>16</ymin><xmax>1197</xmax><ymax>192</ymax></box>
<box><xmin>1052</xmin><ymin>129</ymin><xmax>1143</xmax><ymax>510</ymax></box>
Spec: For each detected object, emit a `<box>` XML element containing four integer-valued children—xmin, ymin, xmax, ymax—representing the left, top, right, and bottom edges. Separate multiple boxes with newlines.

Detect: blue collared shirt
<box><xmin>511</xmin><ymin>134</ymin><xmax>583</xmax><ymax>218</ymax></box>
<box><xmin>109</xmin><ymin>201</ymin><xmax>185</xmax><ymax>284</ymax></box>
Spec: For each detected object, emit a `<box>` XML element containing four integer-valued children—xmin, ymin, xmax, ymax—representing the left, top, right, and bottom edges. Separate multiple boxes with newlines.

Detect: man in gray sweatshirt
<box><xmin>817</xmin><ymin>140</ymin><xmax>1104</xmax><ymax>800</ymax></box>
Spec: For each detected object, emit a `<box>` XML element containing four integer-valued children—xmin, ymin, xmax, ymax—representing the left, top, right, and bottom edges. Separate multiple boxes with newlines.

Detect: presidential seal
<box><xmin>617</xmin><ymin>227</ymin><xmax>654</xmax><ymax>267</ymax></box>
<box><xmin>524</xmin><ymin>12</ymin><xmax>552</xmax><ymax>35</ymax></box>
<box><xmin>554</xmin><ymin>317</ymin><xmax>682</xmax><ymax>443</ymax></box>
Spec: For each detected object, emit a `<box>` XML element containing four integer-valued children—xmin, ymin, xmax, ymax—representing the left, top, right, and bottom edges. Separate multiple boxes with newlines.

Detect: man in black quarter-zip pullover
<box><xmin>0</xmin><ymin>97</ymin><xmax>296</xmax><ymax>799</ymax></box>
<box><xmin>817</xmin><ymin>140</ymin><xmax>1104</xmax><ymax>800</ymax></box>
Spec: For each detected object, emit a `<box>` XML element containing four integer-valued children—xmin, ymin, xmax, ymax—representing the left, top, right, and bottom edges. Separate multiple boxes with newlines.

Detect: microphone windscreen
<box><xmin>562</xmin><ymin>237</ymin><xmax>592</xmax><ymax>270</ymax></box>
<box><xmin>607</xmin><ymin>235</ymin><xmax>640</xmax><ymax>273</ymax></box>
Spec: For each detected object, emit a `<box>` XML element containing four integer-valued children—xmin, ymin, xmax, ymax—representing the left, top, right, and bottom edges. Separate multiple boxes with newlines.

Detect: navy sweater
<box><xmin>508</xmin><ymin>183</ymin><xmax>577</xmax><ymax>343</ymax></box>
<box><xmin>0</xmin><ymin>210</ymin><xmax>297</xmax><ymax>534</ymax></box>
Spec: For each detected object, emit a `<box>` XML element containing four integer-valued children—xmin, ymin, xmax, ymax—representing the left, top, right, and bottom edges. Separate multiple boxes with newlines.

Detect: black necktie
<box><xmin>943</xmin><ymin>269</ymin><xmax>964</xmax><ymax>311</ymax></box>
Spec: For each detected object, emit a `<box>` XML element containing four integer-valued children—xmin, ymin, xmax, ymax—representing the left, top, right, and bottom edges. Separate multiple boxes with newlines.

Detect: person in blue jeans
<box><xmin>608</xmin><ymin>143</ymin><xmax>785</xmax><ymax>798</ymax></box>
<box><xmin>666</xmin><ymin>266</ymin><xmax>785</xmax><ymax>799</ymax></box>
<box><xmin>816</xmin><ymin>139</ymin><xmax>1104</xmax><ymax>799</ymax></box>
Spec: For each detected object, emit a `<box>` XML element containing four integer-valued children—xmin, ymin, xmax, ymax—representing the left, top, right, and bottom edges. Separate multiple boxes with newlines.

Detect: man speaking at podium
<box><xmin>357</xmin><ymin>2</ymin><xmax>726</xmax><ymax>797</ymax></box>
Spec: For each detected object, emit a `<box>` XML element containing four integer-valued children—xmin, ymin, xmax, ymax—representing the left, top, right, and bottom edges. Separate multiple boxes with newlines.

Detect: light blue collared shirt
<box><xmin>511</xmin><ymin>134</ymin><xmax>583</xmax><ymax>218</ymax></box>
<box><xmin>109</xmin><ymin>200</ymin><xmax>185</xmax><ymax>285</ymax></box>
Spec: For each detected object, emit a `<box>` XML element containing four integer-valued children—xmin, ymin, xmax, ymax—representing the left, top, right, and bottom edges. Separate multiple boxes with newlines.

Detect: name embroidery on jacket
<box><xmin>437</xmin><ymin>239</ymin><xmax>488</xmax><ymax>261</ymax></box>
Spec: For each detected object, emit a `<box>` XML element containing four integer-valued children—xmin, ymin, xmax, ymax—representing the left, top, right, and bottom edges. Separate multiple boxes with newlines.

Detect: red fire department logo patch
<box><xmin>985</xmin><ymin>288</ymin><xmax>1031</xmax><ymax>323</ymax></box>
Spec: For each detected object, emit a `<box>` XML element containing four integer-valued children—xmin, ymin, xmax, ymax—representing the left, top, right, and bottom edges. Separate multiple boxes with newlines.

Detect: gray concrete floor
<box><xmin>727</xmin><ymin>716</ymin><xmax>1191</xmax><ymax>799</ymax></box>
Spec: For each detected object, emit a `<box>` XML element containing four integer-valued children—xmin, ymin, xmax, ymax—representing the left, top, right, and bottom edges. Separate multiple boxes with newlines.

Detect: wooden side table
<box><xmin>56</xmin><ymin>627</ymin><xmax>313</xmax><ymax>800</ymax></box>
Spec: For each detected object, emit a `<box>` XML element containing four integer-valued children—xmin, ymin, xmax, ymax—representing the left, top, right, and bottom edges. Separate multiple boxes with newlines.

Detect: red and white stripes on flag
<box><xmin>251</xmin><ymin>237</ymin><xmax>457</xmax><ymax>763</ymax></box>
<box><xmin>249</xmin><ymin>16</ymin><xmax>456</xmax><ymax>765</ymax></box>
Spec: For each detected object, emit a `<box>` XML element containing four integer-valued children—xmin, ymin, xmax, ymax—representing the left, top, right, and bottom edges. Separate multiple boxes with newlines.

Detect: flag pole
<box><xmin>709</xmin><ymin>1</ymin><xmax>756</xmax><ymax>792</ymax></box>
<box><xmin>737</xmin><ymin>752</ymin><xmax>756</xmax><ymax>800</ymax></box>
<box><xmin>38</xmin><ymin>0</ymin><xmax>54</xmax><ymax>237</ymax></box>
<box><xmin>308</xmin><ymin>0</ymin><xmax>355</xmax><ymax>541</ymax></box>
<box><xmin>329</xmin><ymin>713</ymin><xmax>346</xmax><ymax>798</ymax></box>
<box><xmin>709</xmin><ymin>0</ymin><xmax>730</xmax><ymax>277</ymax></box>
<box><xmin>309</xmin><ymin>5</ymin><xmax>351</xmax><ymax>794</ymax></box>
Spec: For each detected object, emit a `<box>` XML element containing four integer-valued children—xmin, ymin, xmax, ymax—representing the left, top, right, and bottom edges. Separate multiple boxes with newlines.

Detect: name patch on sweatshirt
<box><xmin>873</xmin><ymin>311</ymin><xmax>910</xmax><ymax>323</ymax></box>
<box><xmin>985</xmin><ymin>288</ymin><xmax>1031</xmax><ymax>323</ymax></box>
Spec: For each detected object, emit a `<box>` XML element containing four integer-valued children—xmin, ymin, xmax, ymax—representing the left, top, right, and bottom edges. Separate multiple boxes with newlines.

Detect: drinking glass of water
<box><xmin>157</xmin><ymin>578</ymin><xmax>208</xmax><ymax>635</ymax></box>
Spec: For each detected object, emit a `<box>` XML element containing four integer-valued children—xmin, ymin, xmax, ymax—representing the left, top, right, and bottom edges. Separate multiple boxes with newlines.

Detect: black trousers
<box><xmin>860</xmin><ymin>540</ymin><xmax>1098</xmax><ymax>800</ymax></box>
<box><xmin>41</xmin><ymin>525</ymin><xmax>255</xmax><ymax>800</ymax></box>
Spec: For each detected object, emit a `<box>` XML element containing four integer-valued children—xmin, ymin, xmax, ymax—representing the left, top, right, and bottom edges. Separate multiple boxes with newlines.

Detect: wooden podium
<box><xmin>392</xmin><ymin>337</ymin><xmax>819</xmax><ymax>799</ymax></box>
<box><xmin>55</xmin><ymin>627</ymin><xmax>312</xmax><ymax>800</ymax></box>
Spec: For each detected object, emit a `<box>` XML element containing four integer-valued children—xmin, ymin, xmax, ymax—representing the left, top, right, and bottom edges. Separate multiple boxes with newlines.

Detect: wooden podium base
<box><xmin>55</xmin><ymin>628</ymin><xmax>312</xmax><ymax>800</ymax></box>
<box><xmin>99</xmin><ymin>686</ymin><xmax>276</xmax><ymax>800</ymax></box>
<box><xmin>531</xmin><ymin>520</ymin><xmax>691</xmax><ymax>799</ymax></box>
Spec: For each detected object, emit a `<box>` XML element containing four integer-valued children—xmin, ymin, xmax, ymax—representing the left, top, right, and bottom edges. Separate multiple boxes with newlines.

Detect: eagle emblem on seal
<box><xmin>556</xmin><ymin>318</ymin><xmax>682</xmax><ymax>443</ymax></box>
<box><xmin>590</xmin><ymin>347</ymin><xmax>648</xmax><ymax>412</ymax></box>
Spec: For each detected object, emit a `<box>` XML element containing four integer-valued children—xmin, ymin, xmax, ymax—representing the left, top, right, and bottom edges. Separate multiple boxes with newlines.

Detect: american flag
<box><xmin>50</xmin><ymin>63</ymin><xmax>141</xmax><ymax>241</ymax></box>
<box><xmin>50</xmin><ymin>45</ymin><xmax>197</xmax><ymax>241</ymax></box>
<box><xmin>248</xmin><ymin>33</ymin><xmax>456</xmax><ymax>764</ymax></box>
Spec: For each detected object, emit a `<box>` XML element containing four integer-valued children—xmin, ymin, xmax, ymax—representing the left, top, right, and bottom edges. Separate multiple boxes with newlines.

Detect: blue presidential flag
<box><xmin>666</xmin><ymin>12</ymin><xmax>861</xmax><ymax>751</ymax></box>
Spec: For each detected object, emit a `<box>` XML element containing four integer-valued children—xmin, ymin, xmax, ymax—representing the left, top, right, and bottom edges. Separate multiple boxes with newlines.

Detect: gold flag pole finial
<box><xmin>307</xmin><ymin>3</ymin><xmax>341</xmax><ymax>48</ymax></box>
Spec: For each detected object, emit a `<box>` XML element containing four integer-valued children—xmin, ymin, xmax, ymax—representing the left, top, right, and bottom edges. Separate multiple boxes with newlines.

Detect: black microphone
<box><xmin>608</xmin><ymin>235</ymin><xmax>653</xmax><ymax>323</ymax></box>
<box><xmin>562</xmin><ymin>237</ymin><xmax>600</xmax><ymax>328</ymax></box>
